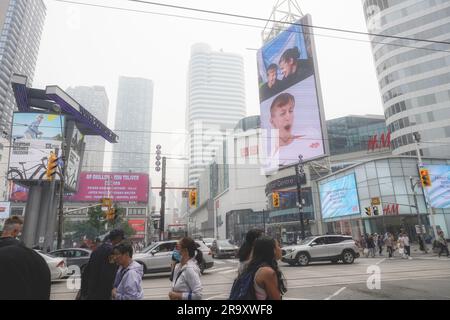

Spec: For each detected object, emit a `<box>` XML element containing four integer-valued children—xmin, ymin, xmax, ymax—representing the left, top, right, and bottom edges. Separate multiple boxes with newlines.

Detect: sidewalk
<box><xmin>359</xmin><ymin>244</ymin><xmax>448</xmax><ymax>259</ymax></box>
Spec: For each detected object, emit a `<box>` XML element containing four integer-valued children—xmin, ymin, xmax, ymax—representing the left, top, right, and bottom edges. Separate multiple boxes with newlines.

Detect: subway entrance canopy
<box><xmin>11</xmin><ymin>74</ymin><xmax>118</xmax><ymax>144</ymax></box>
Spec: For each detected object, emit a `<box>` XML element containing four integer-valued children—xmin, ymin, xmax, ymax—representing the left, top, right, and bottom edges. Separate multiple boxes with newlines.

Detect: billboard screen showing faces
<box><xmin>8</xmin><ymin>113</ymin><xmax>64</xmax><ymax>182</ymax></box>
<box><xmin>422</xmin><ymin>165</ymin><xmax>450</xmax><ymax>208</ymax></box>
<box><xmin>258</xmin><ymin>14</ymin><xmax>325</xmax><ymax>172</ymax></box>
<box><xmin>319</xmin><ymin>174</ymin><xmax>360</xmax><ymax>220</ymax></box>
<box><xmin>66</xmin><ymin>172</ymin><xmax>149</xmax><ymax>203</ymax></box>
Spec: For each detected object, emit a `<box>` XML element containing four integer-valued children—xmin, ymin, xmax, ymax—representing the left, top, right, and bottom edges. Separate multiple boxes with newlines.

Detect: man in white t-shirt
<box><xmin>268</xmin><ymin>92</ymin><xmax>323</xmax><ymax>167</ymax></box>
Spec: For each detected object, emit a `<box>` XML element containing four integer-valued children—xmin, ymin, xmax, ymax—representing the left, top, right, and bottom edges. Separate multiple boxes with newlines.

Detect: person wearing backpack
<box><xmin>229</xmin><ymin>236</ymin><xmax>287</xmax><ymax>300</ymax></box>
<box><xmin>237</xmin><ymin>229</ymin><xmax>264</xmax><ymax>275</ymax></box>
<box><xmin>168</xmin><ymin>237</ymin><xmax>203</xmax><ymax>300</ymax></box>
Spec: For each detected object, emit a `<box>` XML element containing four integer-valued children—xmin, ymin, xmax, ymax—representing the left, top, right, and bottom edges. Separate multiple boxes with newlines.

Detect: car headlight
<box><xmin>285</xmin><ymin>249</ymin><xmax>293</xmax><ymax>255</ymax></box>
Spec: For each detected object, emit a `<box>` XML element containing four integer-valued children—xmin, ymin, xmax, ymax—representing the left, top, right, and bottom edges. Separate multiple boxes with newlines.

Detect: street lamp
<box><xmin>295</xmin><ymin>155</ymin><xmax>306</xmax><ymax>241</ymax></box>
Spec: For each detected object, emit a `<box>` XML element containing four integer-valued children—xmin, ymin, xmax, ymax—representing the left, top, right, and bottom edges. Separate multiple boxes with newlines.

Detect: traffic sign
<box><xmin>371</xmin><ymin>197</ymin><xmax>380</xmax><ymax>206</ymax></box>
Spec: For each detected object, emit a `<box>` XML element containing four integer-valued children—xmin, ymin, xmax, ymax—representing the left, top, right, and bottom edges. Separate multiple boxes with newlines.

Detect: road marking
<box><xmin>324</xmin><ymin>287</ymin><xmax>346</xmax><ymax>300</ymax></box>
<box><xmin>206</xmin><ymin>294</ymin><xmax>228</xmax><ymax>300</ymax></box>
<box><xmin>219</xmin><ymin>269</ymin><xmax>237</xmax><ymax>274</ymax></box>
<box><xmin>209</xmin><ymin>267</ymin><xmax>235</xmax><ymax>273</ymax></box>
<box><xmin>226</xmin><ymin>259</ymin><xmax>238</xmax><ymax>264</ymax></box>
<box><xmin>214</xmin><ymin>260</ymin><xmax>225</xmax><ymax>265</ymax></box>
<box><xmin>376</xmin><ymin>258</ymin><xmax>386</xmax><ymax>265</ymax></box>
<box><xmin>283</xmin><ymin>297</ymin><xmax>311</xmax><ymax>300</ymax></box>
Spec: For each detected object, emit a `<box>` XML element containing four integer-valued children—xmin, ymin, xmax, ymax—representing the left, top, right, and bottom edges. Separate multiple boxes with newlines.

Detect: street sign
<box><xmin>415</xmin><ymin>225</ymin><xmax>426</xmax><ymax>234</ymax></box>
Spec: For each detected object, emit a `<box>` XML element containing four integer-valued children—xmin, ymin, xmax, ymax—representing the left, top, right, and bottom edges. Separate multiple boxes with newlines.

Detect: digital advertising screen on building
<box><xmin>7</xmin><ymin>113</ymin><xmax>64</xmax><ymax>182</ymax></box>
<box><xmin>319</xmin><ymin>173</ymin><xmax>360</xmax><ymax>220</ymax></box>
<box><xmin>65</xmin><ymin>122</ymin><xmax>85</xmax><ymax>192</ymax></box>
<box><xmin>66</xmin><ymin>172</ymin><xmax>149</xmax><ymax>203</ymax></box>
<box><xmin>422</xmin><ymin>164</ymin><xmax>450</xmax><ymax>209</ymax></box>
<box><xmin>258</xmin><ymin>14</ymin><xmax>326</xmax><ymax>173</ymax></box>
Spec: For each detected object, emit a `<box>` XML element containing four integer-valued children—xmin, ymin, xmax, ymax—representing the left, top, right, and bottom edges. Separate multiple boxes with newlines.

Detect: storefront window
<box><xmin>365</xmin><ymin>162</ymin><xmax>377</xmax><ymax>180</ymax></box>
<box><xmin>392</xmin><ymin>177</ymin><xmax>407</xmax><ymax>196</ymax></box>
<box><xmin>376</xmin><ymin>160</ymin><xmax>390</xmax><ymax>178</ymax></box>
<box><xmin>379</xmin><ymin>177</ymin><xmax>394</xmax><ymax>196</ymax></box>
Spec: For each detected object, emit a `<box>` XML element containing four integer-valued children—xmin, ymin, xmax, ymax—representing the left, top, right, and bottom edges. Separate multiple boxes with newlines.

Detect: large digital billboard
<box><xmin>66</xmin><ymin>172</ymin><xmax>149</xmax><ymax>203</ymax></box>
<box><xmin>7</xmin><ymin>113</ymin><xmax>64</xmax><ymax>182</ymax></box>
<box><xmin>422</xmin><ymin>165</ymin><xmax>450</xmax><ymax>208</ymax></box>
<box><xmin>258</xmin><ymin>14</ymin><xmax>326</xmax><ymax>172</ymax></box>
<box><xmin>319</xmin><ymin>174</ymin><xmax>360</xmax><ymax>220</ymax></box>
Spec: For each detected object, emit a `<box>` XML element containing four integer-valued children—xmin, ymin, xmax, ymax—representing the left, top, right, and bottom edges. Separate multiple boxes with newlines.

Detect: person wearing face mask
<box><xmin>0</xmin><ymin>216</ymin><xmax>24</xmax><ymax>248</ymax></box>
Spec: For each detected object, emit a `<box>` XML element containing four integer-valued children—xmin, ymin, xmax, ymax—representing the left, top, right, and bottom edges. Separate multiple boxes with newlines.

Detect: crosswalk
<box><xmin>205</xmin><ymin>259</ymin><xmax>239</xmax><ymax>275</ymax></box>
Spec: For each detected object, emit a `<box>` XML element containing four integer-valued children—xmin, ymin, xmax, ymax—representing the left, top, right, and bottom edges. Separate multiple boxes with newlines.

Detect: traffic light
<box><xmin>419</xmin><ymin>168</ymin><xmax>432</xmax><ymax>187</ymax></box>
<box><xmin>155</xmin><ymin>145</ymin><xmax>162</xmax><ymax>172</ymax></box>
<box><xmin>46</xmin><ymin>151</ymin><xmax>58</xmax><ymax>180</ymax></box>
<box><xmin>365</xmin><ymin>207</ymin><xmax>372</xmax><ymax>216</ymax></box>
<box><xmin>189</xmin><ymin>190</ymin><xmax>197</xmax><ymax>207</ymax></box>
<box><xmin>272</xmin><ymin>192</ymin><xmax>280</xmax><ymax>208</ymax></box>
<box><xmin>106</xmin><ymin>207</ymin><xmax>115</xmax><ymax>221</ymax></box>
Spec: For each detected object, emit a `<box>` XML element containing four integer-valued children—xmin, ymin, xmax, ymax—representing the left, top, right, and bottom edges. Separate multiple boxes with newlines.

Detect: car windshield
<box><xmin>203</xmin><ymin>238</ymin><xmax>214</xmax><ymax>243</ymax></box>
<box><xmin>217</xmin><ymin>240</ymin><xmax>234</xmax><ymax>247</ymax></box>
<box><xmin>297</xmin><ymin>236</ymin><xmax>316</xmax><ymax>245</ymax></box>
<box><xmin>141</xmin><ymin>242</ymin><xmax>160</xmax><ymax>253</ymax></box>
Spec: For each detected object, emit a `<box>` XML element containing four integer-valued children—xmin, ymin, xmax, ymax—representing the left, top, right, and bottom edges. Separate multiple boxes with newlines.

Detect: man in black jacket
<box><xmin>79</xmin><ymin>229</ymin><xmax>125</xmax><ymax>300</ymax></box>
<box><xmin>0</xmin><ymin>216</ymin><xmax>51</xmax><ymax>299</ymax></box>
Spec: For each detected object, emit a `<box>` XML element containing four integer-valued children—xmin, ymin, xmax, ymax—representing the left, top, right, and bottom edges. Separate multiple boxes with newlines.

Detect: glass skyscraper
<box><xmin>363</xmin><ymin>0</ymin><xmax>450</xmax><ymax>158</ymax></box>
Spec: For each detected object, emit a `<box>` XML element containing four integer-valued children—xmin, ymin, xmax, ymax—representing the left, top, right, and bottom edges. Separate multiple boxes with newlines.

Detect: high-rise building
<box><xmin>363</xmin><ymin>0</ymin><xmax>450</xmax><ymax>157</ymax></box>
<box><xmin>0</xmin><ymin>0</ymin><xmax>46</xmax><ymax>133</ymax></box>
<box><xmin>0</xmin><ymin>0</ymin><xmax>46</xmax><ymax>200</ymax></box>
<box><xmin>111</xmin><ymin>76</ymin><xmax>153</xmax><ymax>173</ymax></box>
<box><xmin>186</xmin><ymin>43</ymin><xmax>246</xmax><ymax>186</ymax></box>
<box><xmin>66</xmin><ymin>86</ymin><xmax>109</xmax><ymax>172</ymax></box>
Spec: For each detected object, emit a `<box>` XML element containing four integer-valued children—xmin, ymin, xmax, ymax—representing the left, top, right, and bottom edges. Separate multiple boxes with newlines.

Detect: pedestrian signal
<box><xmin>365</xmin><ymin>207</ymin><xmax>372</xmax><ymax>216</ymax></box>
<box><xmin>372</xmin><ymin>206</ymin><xmax>379</xmax><ymax>216</ymax></box>
<box><xmin>272</xmin><ymin>192</ymin><xmax>280</xmax><ymax>208</ymax></box>
<box><xmin>106</xmin><ymin>208</ymin><xmax>115</xmax><ymax>220</ymax></box>
<box><xmin>419</xmin><ymin>169</ymin><xmax>431</xmax><ymax>187</ymax></box>
<box><xmin>46</xmin><ymin>152</ymin><xmax>58</xmax><ymax>180</ymax></box>
<box><xmin>189</xmin><ymin>190</ymin><xmax>197</xmax><ymax>207</ymax></box>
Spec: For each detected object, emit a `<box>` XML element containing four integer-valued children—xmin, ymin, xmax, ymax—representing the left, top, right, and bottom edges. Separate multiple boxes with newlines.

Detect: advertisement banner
<box><xmin>65</xmin><ymin>122</ymin><xmax>84</xmax><ymax>192</ymax></box>
<box><xmin>128</xmin><ymin>219</ymin><xmax>146</xmax><ymax>238</ymax></box>
<box><xmin>66</xmin><ymin>172</ymin><xmax>149</xmax><ymax>203</ymax></box>
<box><xmin>0</xmin><ymin>202</ymin><xmax>11</xmax><ymax>219</ymax></box>
<box><xmin>8</xmin><ymin>113</ymin><xmax>64</xmax><ymax>182</ymax></box>
<box><xmin>9</xmin><ymin>182</ymin><xmax>29</xmax><ymax>202</ymax></box>
<box><xmin>422</xmin><ymin>164</ymin><xmax>450</xmax><ymax>208</ymax></box>
<box><xmin>319</xmin><ymin>174</ymin><xmax>360</xmax><ymax>220</ymax></box>
<box><xmin>258</xmin><ymin>15</ymin><xmax>326</xmax><ymax>172</ymax></box>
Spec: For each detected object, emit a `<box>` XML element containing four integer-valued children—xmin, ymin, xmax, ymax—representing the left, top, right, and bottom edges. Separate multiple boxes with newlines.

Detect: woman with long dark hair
<box><xmin>168</xmin><ymin>237</ymin><xmax>203</xmax><ymax>300</ymax></box>
<box><xmin>237</xmin><ymin>229</ymin><xmax>264</xmax><ymax>274</ymax></box>
<box><xmin>245</xmin><ymin>236</ymin><xmax>287</xmax><ymax>300</ymax></box>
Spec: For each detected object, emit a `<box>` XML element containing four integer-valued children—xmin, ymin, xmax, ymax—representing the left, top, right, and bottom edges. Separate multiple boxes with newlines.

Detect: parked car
<box><xmin>133</xmin><ymin>240</ymin><xmax>214</xmax><ymax>275</ymax></box>
<box><xmin>50</xmin><ymin>248</ymin><xmax>91</xmax><ymax>274</ymax></box>
<box><xmin>35</xmin><ymin>250</ymin><xmax>69</xmax><ymax>281</ymax></box>
<box><xmin>281</xmin><ymin>235</ymin><xmax>360</xmax><ymax>266</ymax></box>
<box><xmin>202</xmin><ymin>238</ymin><xmax>215</xmax><ymax>248</ymax></box>
<box><xmin>211</xmin><ymin>239</ymin><xmax>239</xmax><ymax>259</ymax></box>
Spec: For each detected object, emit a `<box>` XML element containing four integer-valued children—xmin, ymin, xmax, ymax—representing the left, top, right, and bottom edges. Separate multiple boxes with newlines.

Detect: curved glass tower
<box><xmin>363</xmin><ymin>0</ymin><xmax>450</xmax><ymax>157</ymax></box>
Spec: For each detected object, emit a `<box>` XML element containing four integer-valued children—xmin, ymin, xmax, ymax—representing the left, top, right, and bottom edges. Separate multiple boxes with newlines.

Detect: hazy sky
<box><xmin>33</xmin><ymin>0</ymin><xmax>383</xmax><ymax>202</ymax></box>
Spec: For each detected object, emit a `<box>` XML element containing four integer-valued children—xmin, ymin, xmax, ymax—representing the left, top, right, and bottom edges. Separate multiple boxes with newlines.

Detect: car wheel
<box><xmin>297</xmin><ymin>253</ymin><xmax>310</xmax><ymax>266</ymax></box>
<box><xmin>342</xmin><ymin>251</ymin><xmax>355</xmax><ymax>264</ymax></box>
<box><xmin>200</xmin><ymin>261</ymin><xmax>206</xmax><ymax>274</ymax></box>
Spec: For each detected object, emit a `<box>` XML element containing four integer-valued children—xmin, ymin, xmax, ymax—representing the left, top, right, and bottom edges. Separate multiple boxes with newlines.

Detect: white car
<box><xmin>133</xmin><ymin>240</ymin><xmax>214</xmax><ymax>275</ymax></box>
<box><xmin>35</xmin><ymin>250</ymin><xmax>69</xmax><ymax>281</ymax></box>
<box><xmin>202</xmin><ymin>238</ymin><xmax>215</xmax><ymax>248</ymax></box>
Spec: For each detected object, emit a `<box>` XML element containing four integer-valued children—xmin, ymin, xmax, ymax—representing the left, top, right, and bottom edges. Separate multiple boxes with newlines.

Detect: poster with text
<box><xmin>422</xmin><ymin>164</ymin><xmax>450</xmax><ymax>208</ymax></box>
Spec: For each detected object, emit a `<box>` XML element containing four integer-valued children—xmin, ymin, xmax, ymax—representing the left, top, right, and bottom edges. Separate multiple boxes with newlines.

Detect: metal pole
<box><xmin>57</xmin><ymin>157</ymin><xmax>65</xmax><ymax>249</ymax></box>
<box><xmin>410</xmin><ymin>177</ymin><xmax>424</xmax><ymax>244</ymax></box>
<box><xmin>413</xmin><ymin>134</ymin><xmax>438</xmax><ymax>239</ymax></box>
<box><xmin>263</xmin><ymin>209</ymin><xmax>266</xmax><ymax>234</ymax></box>
<box><xmin>295</xmin><ymin>155</ymin><xmax>305</xmax><ymax>240</ymax></box>
<box><xmin>160</xmin><ymin>156</ymin><xmax>166</xmax><ymax>241</ymax></box>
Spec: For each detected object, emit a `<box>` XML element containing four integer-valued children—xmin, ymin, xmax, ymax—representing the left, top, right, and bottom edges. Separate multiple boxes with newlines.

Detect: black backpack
<box><xmin>228</xmin><ymin>265</ymin><xmax>263</xmax><ymax>300</ymax></box>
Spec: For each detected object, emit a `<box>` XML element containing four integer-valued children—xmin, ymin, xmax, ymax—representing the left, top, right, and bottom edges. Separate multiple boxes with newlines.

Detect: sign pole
<box><xmin>295</xmin><ymin>155</ymin><xmax>305</xmax><ymax>241</ymax></box>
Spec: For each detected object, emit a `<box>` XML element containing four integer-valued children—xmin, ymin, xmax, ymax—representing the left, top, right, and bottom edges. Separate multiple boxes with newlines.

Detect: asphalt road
<box><xmin>51</xmin><ymin>255</ymin><xmax>450</xmax><ymax>300</ymax></box>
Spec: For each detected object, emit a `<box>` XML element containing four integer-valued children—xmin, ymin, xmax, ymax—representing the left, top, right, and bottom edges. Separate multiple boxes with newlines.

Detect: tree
<box><xmin>64</xmin><ymin>205</ymin><xmax>135</xmax><ymax>245</ymax></box>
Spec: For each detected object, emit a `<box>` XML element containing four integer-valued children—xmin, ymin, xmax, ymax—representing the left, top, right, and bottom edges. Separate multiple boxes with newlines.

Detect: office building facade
<box><xmin>111</xmin><ymin>77</ymin><xmax>153</xmax><ymax>174</ymax></box>
<box><xmin>363</xmin><ymin>0</ymin><xmax>450</xmax><ymax>157</ymax></box>
<box><xmin>66</xmin><ymin>86</ymin><xmax>109</xmax><ymax>172</ymax></box>
<box><xmin>186</xmin><ymin>43</ymin><xmax>246</xmax><ymax>186</ymax></box>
